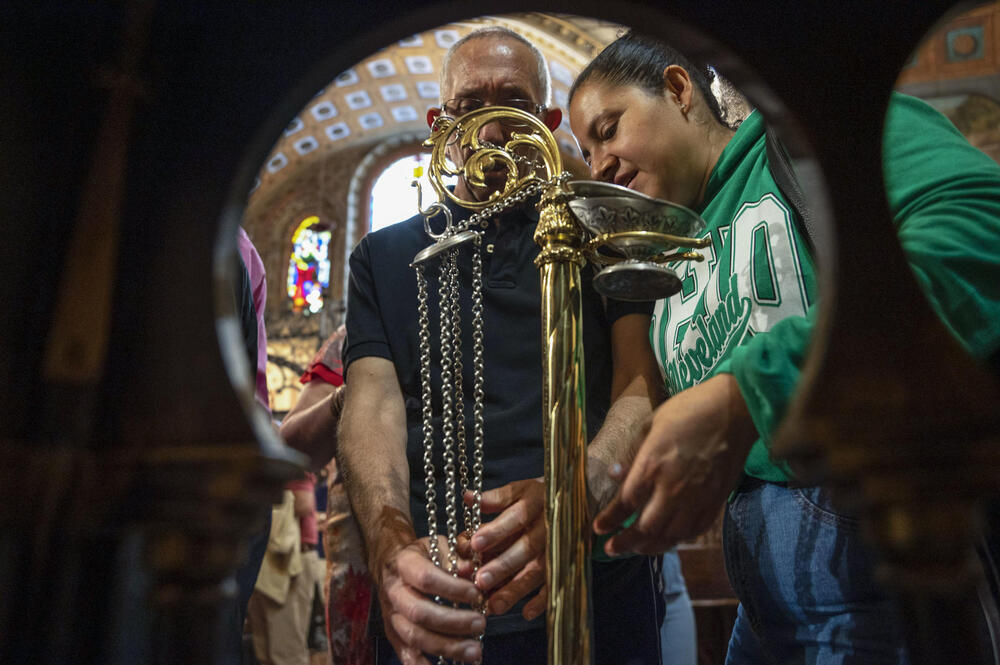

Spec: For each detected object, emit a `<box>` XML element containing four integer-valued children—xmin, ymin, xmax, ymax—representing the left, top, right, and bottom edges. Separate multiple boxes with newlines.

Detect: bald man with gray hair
<box><xmin>439</xmin><ymin>26</ymin><xmax>552</xmax><ymax>107</ymax></box>
<box><xmin>339</xmin><ymin>26</ymin><xmax>665</xmax><ymax>665</ymax></box>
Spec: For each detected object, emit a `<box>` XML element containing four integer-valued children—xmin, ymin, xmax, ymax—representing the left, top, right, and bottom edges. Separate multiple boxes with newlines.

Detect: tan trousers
<box><xmin>249</xmin><ymin>549</ymin><xmax>320</xmax><ymax>665</ymax></box>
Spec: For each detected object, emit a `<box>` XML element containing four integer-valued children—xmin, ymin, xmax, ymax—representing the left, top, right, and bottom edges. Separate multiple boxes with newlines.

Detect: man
<box><xmin>339</xmin><ymin>27</ymin><xmax>666</xmax><ymax>665</ymax></box>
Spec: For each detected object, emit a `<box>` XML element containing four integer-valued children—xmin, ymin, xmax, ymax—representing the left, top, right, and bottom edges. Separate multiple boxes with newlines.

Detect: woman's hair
<box><xmin>569</xmin><ymin>31</ymin><xmax>727</xmax><ymax>127</ymax></box>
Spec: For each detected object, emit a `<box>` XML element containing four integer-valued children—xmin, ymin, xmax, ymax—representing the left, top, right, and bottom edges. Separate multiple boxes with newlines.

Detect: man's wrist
<box><xmin>367</xmin><ymin>506</ymin><xmax>418</xmax><ymax>583</ymax></box>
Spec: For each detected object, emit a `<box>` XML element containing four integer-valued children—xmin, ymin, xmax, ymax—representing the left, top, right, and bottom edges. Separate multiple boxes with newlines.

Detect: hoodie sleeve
<box><xmin>724</xmin><ymin>93</ymin><xmax>1000</xmax><ymax>456</ymax></box>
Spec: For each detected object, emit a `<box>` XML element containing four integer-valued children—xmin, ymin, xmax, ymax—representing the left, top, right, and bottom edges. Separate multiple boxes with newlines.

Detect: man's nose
<box><xmin>476</xmin><ymin>118</ymin><xmax>506</xmax><ymax>147</ymax></box>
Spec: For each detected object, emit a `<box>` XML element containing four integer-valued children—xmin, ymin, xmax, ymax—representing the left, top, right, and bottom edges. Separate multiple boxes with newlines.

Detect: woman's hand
<box><xmin>593</xmin><ymin>373</ymin><xmax>758</xmax><ymax>555</ymax></box>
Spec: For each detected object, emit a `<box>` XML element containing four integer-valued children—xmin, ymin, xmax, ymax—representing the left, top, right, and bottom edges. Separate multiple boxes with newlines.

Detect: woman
<box><xmin>568</xmin><ymin>32</ymin><xmax>1000</xmax><ymax>664</ymax></box>
<box><xmin>280</xmin><ymin>325</ymin><xmax>374</xmax><ymax>665</ymax></box>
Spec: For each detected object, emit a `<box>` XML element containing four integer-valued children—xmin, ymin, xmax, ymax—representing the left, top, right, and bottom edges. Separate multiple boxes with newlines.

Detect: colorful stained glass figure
<box><xmin>287</xmin><ymin>216</ymin><xmax>332</xmax><ymax>314</ymax></box>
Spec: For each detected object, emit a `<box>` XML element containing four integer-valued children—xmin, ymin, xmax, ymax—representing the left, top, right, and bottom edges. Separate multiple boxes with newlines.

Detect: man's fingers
<box><xmin>385</xmin><ymin>622</ymin><xmax>431</xmax><ymax>665</ymax></box>
<box><xmin>397</xmin><ymin>646</ymin><xmax>431</xmax><ymax>665</ymax></box>
<box><xmin>475</xmin><ymin>536</ymin><xmax>533</xmax><ymax>592</ymax></box>
<box><xmin>522</xmin><ymin>584</ymin><xmax>547</xmax><ymax>622</ymax></box>
<box><xmin>456</xmin><ymin>532</ymin><xmax>473</xmax><ymax>559</ymax></box>
<box><xmin>388</xmin><ymin>613</ymin><xmax>483</xmax><ymax>664</ymax></box>
<box><xmin>475</xmin><ymin>513</ymin><xmax>546</xmax><ymax>594</ymax></box>
<box><xmin>470</xmin><ymin>496</ymin><xmax>540</xmax><ymax>555</ymax></box>
<box><xmin>593</xmin><ymin>491</ymin><xmax>631</xmax><ymax>536</ymax></box>
<box><xmin>470</xmin><ymin>484</ymin><xmax>516</xmax><ymax>514</ymax></box>
<box><xmin>485</xmin><ymin>556</ymin><xmax>545</xmax><ymax>615</ymax></box>
<box><xmin>456</xmin><ymin>557</ymin><xmax>476</xmax><ymax>579</ymax></box>
<box><xmin>594</xmin><ymin>442</ymin><xmax>664</xmax><ymax>535</ymax></box>
<box><xmin>398</xmin><ymin>551</ymin><xmax>481</xmax><ymax>606</ymax></box>
<box><xmin>386</xmin><ymin>583</ymin><xmax>486</xmax><ymax>636</ymax></box>
<box><xmin>656</xmin><ymin>492</ymin><xmax>714</xmax><ymax>551</ymax></box>
<box><xmin>605</xmin><ymin>498</ymin><xmax>675</xmax><ymax>556</ymax></box>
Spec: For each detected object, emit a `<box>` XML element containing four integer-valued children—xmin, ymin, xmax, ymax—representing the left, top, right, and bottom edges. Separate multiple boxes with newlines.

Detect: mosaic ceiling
<box><xmin>245</xmin><ymin>6</ymin><xmax>1000</xmax><ymax>414</ymax></box>
<box><xmin>248</xmin><ymin>5</ymin><xmax>1000</xmax><ymax>207</ymax></box>
<box><xmin>249</xmin><ymin>13</ymin><xmax>622</xmax><ymax>202</ymax></box>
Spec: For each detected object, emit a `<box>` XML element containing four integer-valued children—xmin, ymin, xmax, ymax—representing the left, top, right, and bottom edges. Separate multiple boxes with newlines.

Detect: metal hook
<box><xmin>412</xmin><ymin>178</ymin><xmax>453</xmax><ymax>240</ymax></box>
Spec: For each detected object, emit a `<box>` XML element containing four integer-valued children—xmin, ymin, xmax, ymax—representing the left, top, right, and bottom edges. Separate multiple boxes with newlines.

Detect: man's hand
<box><xmin>593</xmin><ymin>373</ymin><xmax>758</xmax><ymax>556</ymax></box>
<box><xmin>342</xmin><ymin>358</ymin><xmax>483</xmax><ymax>664</ymax></box>
<box><xmin>376</xmin><ymin>533</ymin><xmax>485</xmax><ymax>665</ymax></box>
<box><xmin>460</xmin><ymin>478</ymin><xmax>547</xmax><ymax>620</ymax></box>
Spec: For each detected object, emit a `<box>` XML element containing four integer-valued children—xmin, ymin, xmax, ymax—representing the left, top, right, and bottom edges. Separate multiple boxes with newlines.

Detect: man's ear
<box><xmin>427</xmin><ymin>107</ymin><xmax>442</xmax><ymax>128</ymax></box>
<box><xmin>544</xmin><ymin>108</ymin><xmax>562</xmax><ymax>132</ymax></box>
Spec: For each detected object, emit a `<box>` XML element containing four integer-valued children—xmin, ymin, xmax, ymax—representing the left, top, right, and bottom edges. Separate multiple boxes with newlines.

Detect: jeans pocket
<box><xmin>792</xmin><ymin>485</ymin><xmax>861</xmax><ymax>531</ymax></box>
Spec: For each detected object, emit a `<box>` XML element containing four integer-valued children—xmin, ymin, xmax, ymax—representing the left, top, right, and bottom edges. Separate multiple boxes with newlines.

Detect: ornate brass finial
<box><xmin>423</xmin><ymin>106</ymin><xmax>563</xmax><ymax>210</ymax></box>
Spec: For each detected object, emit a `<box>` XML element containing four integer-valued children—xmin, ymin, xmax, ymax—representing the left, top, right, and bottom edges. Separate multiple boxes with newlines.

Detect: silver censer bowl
<box><xmin>566</xmin><ymin>180</ymin><xmax>711</xmax><ymax>302</ymax></box>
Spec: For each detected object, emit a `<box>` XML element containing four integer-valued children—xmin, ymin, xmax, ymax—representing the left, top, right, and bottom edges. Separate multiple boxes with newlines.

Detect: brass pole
<box><xmin>422</xmin><ymin>105</ymin><xmax>592</xmax><ymax>663</ymax></box>
<box><xmin>535</xmin><ymin>182</ymin><xmax>593</xmax><ymax>665</ymax></box>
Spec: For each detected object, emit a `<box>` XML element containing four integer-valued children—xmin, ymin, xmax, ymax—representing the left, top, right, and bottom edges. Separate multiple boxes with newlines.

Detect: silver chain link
<box><xmin>450</xmin><ymin>250</ymin><xmax>471</xmax><ymax>536</ymax></box>
<box><xmin>416</xmin><ymin>265</ymin><xmax>443</xmax><ymax>572</ymax></box>
<box><xmin>415</xmin><ymin>235</ymin><xmax>487</xmax><ymax>665</ymax></box>
<box><xmin>439</xmin><ymin>251</ymin><xmax>460</xmax><ymax>577</ymax></box>
<box><xmin>469</xmin><ymin>240</ymin><xmax>487</xmax><ymax>641</ymax></box>
<box><xmin>445</xmin><ymin>170</ymin><xmax>571</xmax><ymax>236</ymax></box>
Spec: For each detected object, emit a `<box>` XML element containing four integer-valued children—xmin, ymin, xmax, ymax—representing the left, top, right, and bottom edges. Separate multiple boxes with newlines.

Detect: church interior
<box><xmin>2</xmin><ymin>2</ymin><xmax>999</xmax><ymax>664</ymax></box>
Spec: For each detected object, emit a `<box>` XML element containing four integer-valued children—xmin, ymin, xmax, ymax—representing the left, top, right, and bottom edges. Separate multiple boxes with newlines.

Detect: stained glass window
<box><xmin>286</xmin><ymin>215</ymin><xmax>332</xmax><ymax>314</ymax></box>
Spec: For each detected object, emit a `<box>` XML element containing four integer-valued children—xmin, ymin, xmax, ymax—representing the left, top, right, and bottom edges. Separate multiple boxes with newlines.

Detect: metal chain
<box><xmin>469</xmin><ymin>237</ymin><xmax>488</xmax><ymax>637</ymax></box>
<box><xmin>416</xmin><ymin>265</ymin><xmax>442</xmax><ymax>571</ymax></box>
<box><xmin>469</xmin><ymin>241</ymin><xmax>486</xmax><ymax>536</ymax></box>
<box><xmin>448</xmin><ymin>171</ymin><xmax>571</xmax><ymax>236</ymax></box>
<box><xmin>449</xmin><ymin>249</ymin><xmax>471</xmax><ymax>534</ymax></box>
<box><xmin>414</xmin><ymin>236</ymin><xmax>488</xmax><ymax>664</ymax></box>
<box><xmin>412</xmin><ymin>161</ymin><xmax>570</xmax><ymax>664</ymax></box>
<box><xmin>437</xmin><ymin>252</ymin><xmax>459</xmax><ymax>578</ymax></box>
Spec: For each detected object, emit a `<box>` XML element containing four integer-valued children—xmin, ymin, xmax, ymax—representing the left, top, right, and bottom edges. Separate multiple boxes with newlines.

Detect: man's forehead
<box><xmin>444</xmin><ymin>36</ymin><xmax>541</xmax><ymax>98</ymax></box>
<box><xmin>450</xmin><ymin>71</ymin><xmax>533</xmax><ymax>96</ymax></box>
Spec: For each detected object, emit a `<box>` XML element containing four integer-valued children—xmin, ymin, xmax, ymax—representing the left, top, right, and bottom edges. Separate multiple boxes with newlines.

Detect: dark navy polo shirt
<box><xmin>344</xmin><ymin>196</ymin><xmax>652</xmax><ymax>634</ymax></box>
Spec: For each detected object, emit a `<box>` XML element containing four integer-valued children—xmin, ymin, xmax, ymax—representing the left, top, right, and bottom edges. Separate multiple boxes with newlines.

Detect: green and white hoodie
<box><xmin>650</xmin><ymin>93</ymin><xmax>1000</xmax><ymax>483</ymax></box>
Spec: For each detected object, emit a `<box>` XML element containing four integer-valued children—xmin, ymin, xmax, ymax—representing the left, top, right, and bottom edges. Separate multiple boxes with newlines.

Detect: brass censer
<box><xmin>412</xmin><ymin>105</ymin><xmax>708</xmax><ymax>665</ymax></box>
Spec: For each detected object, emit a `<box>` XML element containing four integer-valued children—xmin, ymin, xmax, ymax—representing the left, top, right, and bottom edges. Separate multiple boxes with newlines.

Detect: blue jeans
<box><xmin>723</xmin><ymin>479</ymin><xmax>910</xmax><ymax>665</ymax></box>
<box><xmin>661</xmin><ymin>549</ymin><xmax>696</xmax><ymax>665</ymax></box>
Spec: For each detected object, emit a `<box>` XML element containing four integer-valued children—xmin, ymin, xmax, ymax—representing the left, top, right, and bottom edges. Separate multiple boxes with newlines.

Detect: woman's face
<box><xmin>569</xmin><ymin>77</ymin><xmax>710</xmax><ymax>208</ymax></box>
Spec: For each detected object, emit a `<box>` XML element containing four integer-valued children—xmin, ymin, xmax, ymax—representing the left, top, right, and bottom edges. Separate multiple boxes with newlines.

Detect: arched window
<box><xmin>369</xmin><ymin>152</ymin><xmax>433</xmax><ymax>233</ymax></box>
<box><xmin>286</xmin><ymin>215</ymin><xmax>332</xmax><ymax>314</ymax></box>
<box><xmin>369</xmin><ymin>152</ymin><xmax>457</xmax><ymax>233</ymax></box>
